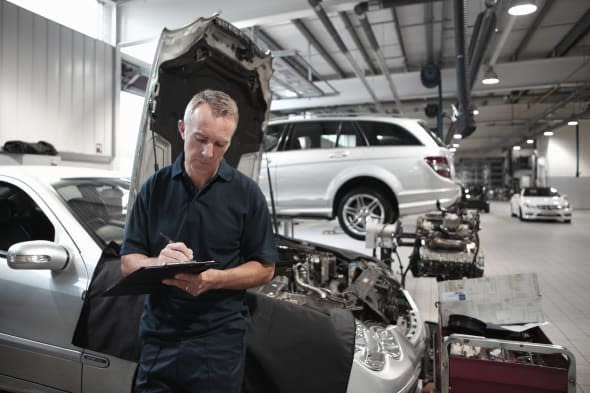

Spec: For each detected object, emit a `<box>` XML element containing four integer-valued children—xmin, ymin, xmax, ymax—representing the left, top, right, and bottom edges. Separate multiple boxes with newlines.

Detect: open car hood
<box><xmin>129</xmin><ymin>16</ymin><xmax>273</xmax><ymax>207</ymax></box>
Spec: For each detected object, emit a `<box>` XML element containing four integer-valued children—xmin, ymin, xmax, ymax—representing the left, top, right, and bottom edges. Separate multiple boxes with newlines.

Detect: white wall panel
<box><xmin>537</xmin><ymin>119</ymin><xmax>590</xmax><ymax>209</ymax></box>
<box><xmin>0</xmin><ymin>0</ymin><xmax>115</xmax><ymax>158</ymax></box>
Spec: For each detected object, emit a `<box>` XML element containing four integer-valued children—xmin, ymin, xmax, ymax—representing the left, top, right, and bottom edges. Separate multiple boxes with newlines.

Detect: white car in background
<box><xmin>260</xmin><ymin>116</ymin><xmax>461</xmax><ymax>240</ymax></box>
<box><xmin>510</xmin><ymin>186</ymin><xmax>572</xmax><ymax>223</ymax></box>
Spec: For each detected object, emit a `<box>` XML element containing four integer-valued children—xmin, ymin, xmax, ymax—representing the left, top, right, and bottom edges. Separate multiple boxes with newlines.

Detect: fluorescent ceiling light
<box><xmin>482</xmin><ymin>67</ymin><xmax>499</xmax><ymax>85</ymax></box>
<box><xmin>568</xmin><ymin>120</ymin><xmax>579</xmax><ymax>126</ymax></box>
<box><xmin>473</xmin><ymin>109</ymin><xmax>479</xmax><ymax>115</ymax></box>
<box><xmin>513</xmin><ymin>145</ymin><xmax>521</xmax><ymax>151</ymax></box>
<box><xmin>452</xmin><ymin>143</ymin><xmax>460</xmax><ymax>148</ymax></box>
<box><xmin>526</xmin><ymin>139</ymin><xmax>534</xmax><ymax>144</ymax></box>
<box><xmin>453</xmin><ymin>134</ymin><xmax>462</xmax><ymax>140</ymax></box>
<box><xmin>544</xmin><ymin>131</ymin><xmax>554</xmax><ymax>136</ymax></box>
<box><xmin>508</xmin><ymin>0</ymin><xmax>538</xmax><ymax>16</ymax></box>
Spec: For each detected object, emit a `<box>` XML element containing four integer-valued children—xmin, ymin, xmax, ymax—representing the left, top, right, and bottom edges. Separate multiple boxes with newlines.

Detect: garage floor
<box><xmin>289</xmin><ymin>202</ymin><xmax>590</xmax><ymax>393</ymax></box>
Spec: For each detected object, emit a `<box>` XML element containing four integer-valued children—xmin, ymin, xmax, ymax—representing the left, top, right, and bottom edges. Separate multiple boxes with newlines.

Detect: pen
<box><xmin>160</xmin><ymin>231</ymin><xmax>174</xmax><ymax>244</ymax></box>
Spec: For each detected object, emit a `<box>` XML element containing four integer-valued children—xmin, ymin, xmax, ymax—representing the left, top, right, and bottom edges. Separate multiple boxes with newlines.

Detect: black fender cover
<box><xmin>73</xmin><ymin>246</ymin><xmax>355</xmax><ymax>392</ymax></box>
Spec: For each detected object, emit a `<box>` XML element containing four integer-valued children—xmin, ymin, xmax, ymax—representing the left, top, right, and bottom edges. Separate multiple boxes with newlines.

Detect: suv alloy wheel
<box><xmin>337</xmin><ymin>187</ymin><xmax>395</xmax><ymax>240</ymax></box>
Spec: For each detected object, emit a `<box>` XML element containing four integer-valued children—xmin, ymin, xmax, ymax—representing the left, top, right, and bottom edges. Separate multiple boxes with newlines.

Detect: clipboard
<box><xmin>102</xmin><ymin>260</ymin><xmax>219</xmax><ymax>296</ymax></box>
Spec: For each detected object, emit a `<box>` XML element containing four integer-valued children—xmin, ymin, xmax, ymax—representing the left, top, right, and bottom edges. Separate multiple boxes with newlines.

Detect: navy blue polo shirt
<box><xmin>121</xmin><ymin>154</ymin><xmax>278</xmax><ymax>339</ymax></box>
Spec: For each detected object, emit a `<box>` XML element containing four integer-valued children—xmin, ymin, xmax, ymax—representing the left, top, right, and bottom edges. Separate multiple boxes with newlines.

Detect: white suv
<box><xmin>259</xmin><ymin>115</ymin><xmax>461</xmax><ymax>239</ymax></box>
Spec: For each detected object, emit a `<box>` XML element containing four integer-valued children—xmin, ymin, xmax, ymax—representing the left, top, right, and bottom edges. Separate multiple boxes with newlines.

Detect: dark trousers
<box><xmin>134</xmin><ymin>330</ymin><xmax>246</xmax><ymax>393</ymax></box>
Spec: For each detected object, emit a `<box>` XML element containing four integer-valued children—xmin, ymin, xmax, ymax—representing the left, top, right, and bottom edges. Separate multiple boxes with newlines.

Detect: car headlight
<box><xmin>354</xmin><ymin>321</ymin><xmax>402</xmax><ymax>371</ymax></box>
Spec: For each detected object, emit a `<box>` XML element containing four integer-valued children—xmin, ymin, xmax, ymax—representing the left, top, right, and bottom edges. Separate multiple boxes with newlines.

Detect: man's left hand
<box><xmin>162</xmin><ymin>269</ymin><xmax>225</xmax><ymax>296</ymax></box>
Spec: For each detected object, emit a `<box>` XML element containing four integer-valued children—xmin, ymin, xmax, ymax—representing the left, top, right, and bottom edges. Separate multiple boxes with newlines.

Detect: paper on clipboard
<box><xmin>102</xmin><ymin>260</ymin><xmax>218</xmax><ymax>296</ymax></box>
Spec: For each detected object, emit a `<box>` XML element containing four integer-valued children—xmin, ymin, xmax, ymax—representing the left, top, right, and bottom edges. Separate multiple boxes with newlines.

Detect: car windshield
<box><xmin>523</xmin><ymin>187</ymin><xmax>559</xmax><ymax>197</ymax></box>
<box><xmin>53</xmin><ymin>178</ymin><xmax>129</xmax><ymax>246</ymax></box>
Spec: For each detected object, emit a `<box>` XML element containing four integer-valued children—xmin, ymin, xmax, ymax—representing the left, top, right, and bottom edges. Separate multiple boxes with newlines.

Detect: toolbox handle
<box><xmin>440</xmin><ymin>334</ymin><xmax>577</xmax><ymax>393</ymax></box>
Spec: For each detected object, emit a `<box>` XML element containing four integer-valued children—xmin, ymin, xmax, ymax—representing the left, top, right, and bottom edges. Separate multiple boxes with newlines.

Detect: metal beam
<box><xmin>391</xmin><ymin>7</ymin><xmax>409</xmax><ymax>71</ymax></box>
<box><xmin>339</xmin><ymin>11</ymin><xmax>379</xmax><ymax>75</ymax></box>
<box><xmin>355</xmin><ymin>1</ymin><xmax>403</xmax><ymax>113</ymax></box>
<box><xmin>425</xmin><ymin>1</ymin><xmax>434</xmax><ymax>64</ymax></box>
<box><xmin>291</xmin><ymin>18</ymin><xmax>347</xmax><ymax>78</ymax></box>
<box><xmin>308</xmin><ymin>0</ymin><xmax>384</xmax><ymax>112</ymax></box>
<box><xmin>548</xmin><ymin>7</ymin><xmax>590</xmax><ymax>57</ymax></box>
<box><xmin>368</xmin><ymin>0</ymin><xmax>443</xmax><ymax>7</ymax></box>
<box><xmin>511</xmin><ymin>0</ymin><xmax>554</xmax><ymax>61</ymax></box>
<box><xmin>252</xmin><ymin>26</ymin><xmax>322</xmax><ymax>82</ymax></box>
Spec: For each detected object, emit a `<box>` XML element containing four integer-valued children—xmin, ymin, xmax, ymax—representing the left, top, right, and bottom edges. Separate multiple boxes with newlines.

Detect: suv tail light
<box><xmin>425</xmin><ymin>156</ymin><xmax>452</xmax><ymax>178</ymax></box>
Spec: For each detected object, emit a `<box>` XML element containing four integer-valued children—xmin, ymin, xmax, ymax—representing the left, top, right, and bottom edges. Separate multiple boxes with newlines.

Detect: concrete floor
<box><xmin>289</xmin><ymin>201</ymin><xmax>590</xmax><ymax>392</ymax></box>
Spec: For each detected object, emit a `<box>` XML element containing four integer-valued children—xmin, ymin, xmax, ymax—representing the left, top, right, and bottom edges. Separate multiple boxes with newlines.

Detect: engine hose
<box><xmin>294</xmin><ymin>263</ymin><xmax>327</xmax><ymax>298</ymax></box>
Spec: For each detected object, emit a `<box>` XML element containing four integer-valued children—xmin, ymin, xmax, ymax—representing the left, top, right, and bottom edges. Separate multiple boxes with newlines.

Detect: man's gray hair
<box><xmin>183</xmin><ymin>89</ymin><xmax>239</xmax><ymax>127</ymax></box>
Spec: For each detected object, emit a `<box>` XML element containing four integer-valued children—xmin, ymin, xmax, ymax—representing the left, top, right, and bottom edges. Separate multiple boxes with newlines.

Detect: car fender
<box><xmin>325</xmin><ymin>164</ymin><xmax>402</xmax><ymax>204</ymax></box>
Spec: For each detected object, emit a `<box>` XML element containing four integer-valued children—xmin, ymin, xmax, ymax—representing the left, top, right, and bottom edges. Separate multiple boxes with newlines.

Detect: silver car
<box><xmin>260</xmin><ymin>116</ymin><xmax>461</xmax><ymax>239</ymax></box>
<box><xmin>0</xmin><ymin>165</ymin><xmax>137</xmax><ymax>393</ymax></box>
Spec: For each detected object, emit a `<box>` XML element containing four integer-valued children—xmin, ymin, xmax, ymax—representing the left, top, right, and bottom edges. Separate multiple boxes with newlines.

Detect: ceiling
<box><xmin>116</xmin><ymin>0</ymin><xmax>590</xmax><ymax>157</ymax></box>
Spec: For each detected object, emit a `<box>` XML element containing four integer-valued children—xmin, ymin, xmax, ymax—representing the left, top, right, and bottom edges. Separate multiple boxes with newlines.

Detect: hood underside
<box><xmin>130</xmin><ymin>16</ymin><xmax>273</xmax><ymax>206</ymax></box>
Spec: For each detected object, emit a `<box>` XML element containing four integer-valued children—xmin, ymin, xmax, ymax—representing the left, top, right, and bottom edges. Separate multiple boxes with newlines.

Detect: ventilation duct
<box><xmin>448</xmin><ymin>0</ymin><xmax>476</xmax><ymax>143</ymax></box>
<box><xmin>468</xmin><ymin>0</ymin><xmax>497</xmax><ymax>89</ymax></box>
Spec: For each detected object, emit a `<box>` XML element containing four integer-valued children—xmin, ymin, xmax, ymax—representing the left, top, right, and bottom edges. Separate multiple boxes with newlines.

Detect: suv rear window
<box><xmin>358</xmin><ymin>121</ymin><xmax>422</xmax><ymax>146</ymax></box>
<box><xmin>418</xmin><ymin>123</ymin><xmax>446</xmax><ymax>147</ymax></box>
<box><xmin>285</xmin><ymin>121</ymin><xmax>368</xmax><ymax>150</ymax></box>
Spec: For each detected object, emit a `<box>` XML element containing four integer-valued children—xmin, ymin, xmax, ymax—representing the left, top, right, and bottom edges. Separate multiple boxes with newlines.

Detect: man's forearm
<box><xmin>216</xmin><ymin>260</ymin><xmax>275</xmax><ymax>290</ymax></box>
<box><xmin>121</xmin><ymin>253</ymin><xmax>158</xmax><ymax>277</ymax></box>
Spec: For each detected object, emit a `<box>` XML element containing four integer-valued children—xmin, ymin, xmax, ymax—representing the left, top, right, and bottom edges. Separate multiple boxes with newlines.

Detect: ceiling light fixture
<box><xmin>473</xmin><ymin>109</ymin><xmax>480</xmax><ymax>115</ymax></box>
<box><xmin>452</xmin><ymin>143</ymin><xmax>460</xmax><ymax>148</ymax></box>
<box><xmin>482</xmin><ymin>67</ymin><xmax>499</xmax><ymax>85</ymax></box>
<box><xmin>449</xmin><ymin>147</ymin><xmax>457</xmax><ymax>153</ymax></box>
<box><xmin>544</xmin><ymin>131</ymin><xmax>554</xmax><ymax>136</ymax></box>
<box><xmin>526</xmin><ymin>139</ymin><xmax>534</xmax><ymax>144</ymax></box>
<box><xmin>453</xmin><ymin>134</ymin><xmax>462</xmax><ymax>140</ymax></box>
<box><xmin>568</xmin><ymin>120</ymin><xmax>579</xmax><ymax>126</ymax></box>
<box><xmin>508</xmin><ymin>0</ymin><xmax>538</xmax><ymax>16</ymax></box>
<box><xmin>513</xmin><ymin>145</ymin><xmax>521</xmax><ymax>151</ymax></box>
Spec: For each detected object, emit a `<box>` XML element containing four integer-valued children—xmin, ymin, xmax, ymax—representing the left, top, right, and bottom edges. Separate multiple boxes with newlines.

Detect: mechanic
<box><xmin>120</xmin><ymin>89</ymin><xmax>278</xmax><ymax>393</ymax></box>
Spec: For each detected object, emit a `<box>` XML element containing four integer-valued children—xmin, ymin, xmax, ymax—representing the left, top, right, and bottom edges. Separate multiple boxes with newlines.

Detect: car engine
<box><xmin>407</xmin><ymin>207</ymin><xmax>484</xmax><ymax>281</ymax></box>
<box><xmin>254</xmin><ymin>235</ymin><xmax>423</xmax><ymax>343</ymax></box>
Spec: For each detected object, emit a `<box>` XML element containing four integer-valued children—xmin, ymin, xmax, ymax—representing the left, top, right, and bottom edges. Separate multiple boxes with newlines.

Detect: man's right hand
<box><xmin>121</xmin><ymin>243</ymin><xmax>194</xmax><ymax>277</ymax></box>
<box><xmin>157</xmin><ymin>242</ymin><xmax>194</xmax><ymax>265</ymax></box>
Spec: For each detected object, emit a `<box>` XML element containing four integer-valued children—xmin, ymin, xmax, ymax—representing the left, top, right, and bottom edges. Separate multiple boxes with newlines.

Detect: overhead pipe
<box><xmin>448</xmin><ymin>0</ymin><xmax>476</xmax><ymax>143</ymax></box>
<box><xmin>487</xmin><ymin>14</ymin><xmax>517</xmax><ymax>69</ymax></box>
<box><xmin>309</xmin><ymin>0</ymin><xmax>384</xmax><ymax>112</ymax></box>
<box><xmin>354</xmin><ymin>2</ymin><xmax>403</xmax><ymax>114</ymax></box>
<box><xmin>467</xmin><ymin>0</ymin><xmax>497</xmax><ymax>89</ymax></box>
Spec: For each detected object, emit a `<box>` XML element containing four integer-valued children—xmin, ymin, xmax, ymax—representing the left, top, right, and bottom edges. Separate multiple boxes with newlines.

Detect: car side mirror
<box><xmin>7</xmin><ymin>240</ymin><xmax>69</xmax><ymax>271</ymax></box>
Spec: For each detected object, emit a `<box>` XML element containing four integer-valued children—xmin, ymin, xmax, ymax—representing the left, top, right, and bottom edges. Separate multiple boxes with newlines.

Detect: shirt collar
<box><xmin>171</xmin><ymin>153</ymin><xmax>234</xmax><ymax>182</ymax></box>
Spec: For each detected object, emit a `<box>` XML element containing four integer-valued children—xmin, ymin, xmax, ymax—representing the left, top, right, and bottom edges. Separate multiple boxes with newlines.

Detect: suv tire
<box><xmin>337</xmin><ymin>187</ymin><xmax>395</xmax><ymax>240</ymax></box>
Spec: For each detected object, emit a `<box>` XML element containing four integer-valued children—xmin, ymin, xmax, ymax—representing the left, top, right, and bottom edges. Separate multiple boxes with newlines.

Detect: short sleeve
<box><xmin>240</xmin><ymin>181</ymin><xmax>279</xmax><ymax>264</ymax></box>
<box><xmin>120</xmin><ymin>180</ymin><xmax>151</xmax><ymax>257</ymax></box>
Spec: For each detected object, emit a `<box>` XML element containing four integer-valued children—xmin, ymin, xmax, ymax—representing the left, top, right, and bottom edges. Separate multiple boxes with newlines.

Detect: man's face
<box><xmin>179</xmin><ymin>103</ymin><xmax>236</xmax><ymax>183</ymax></box>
